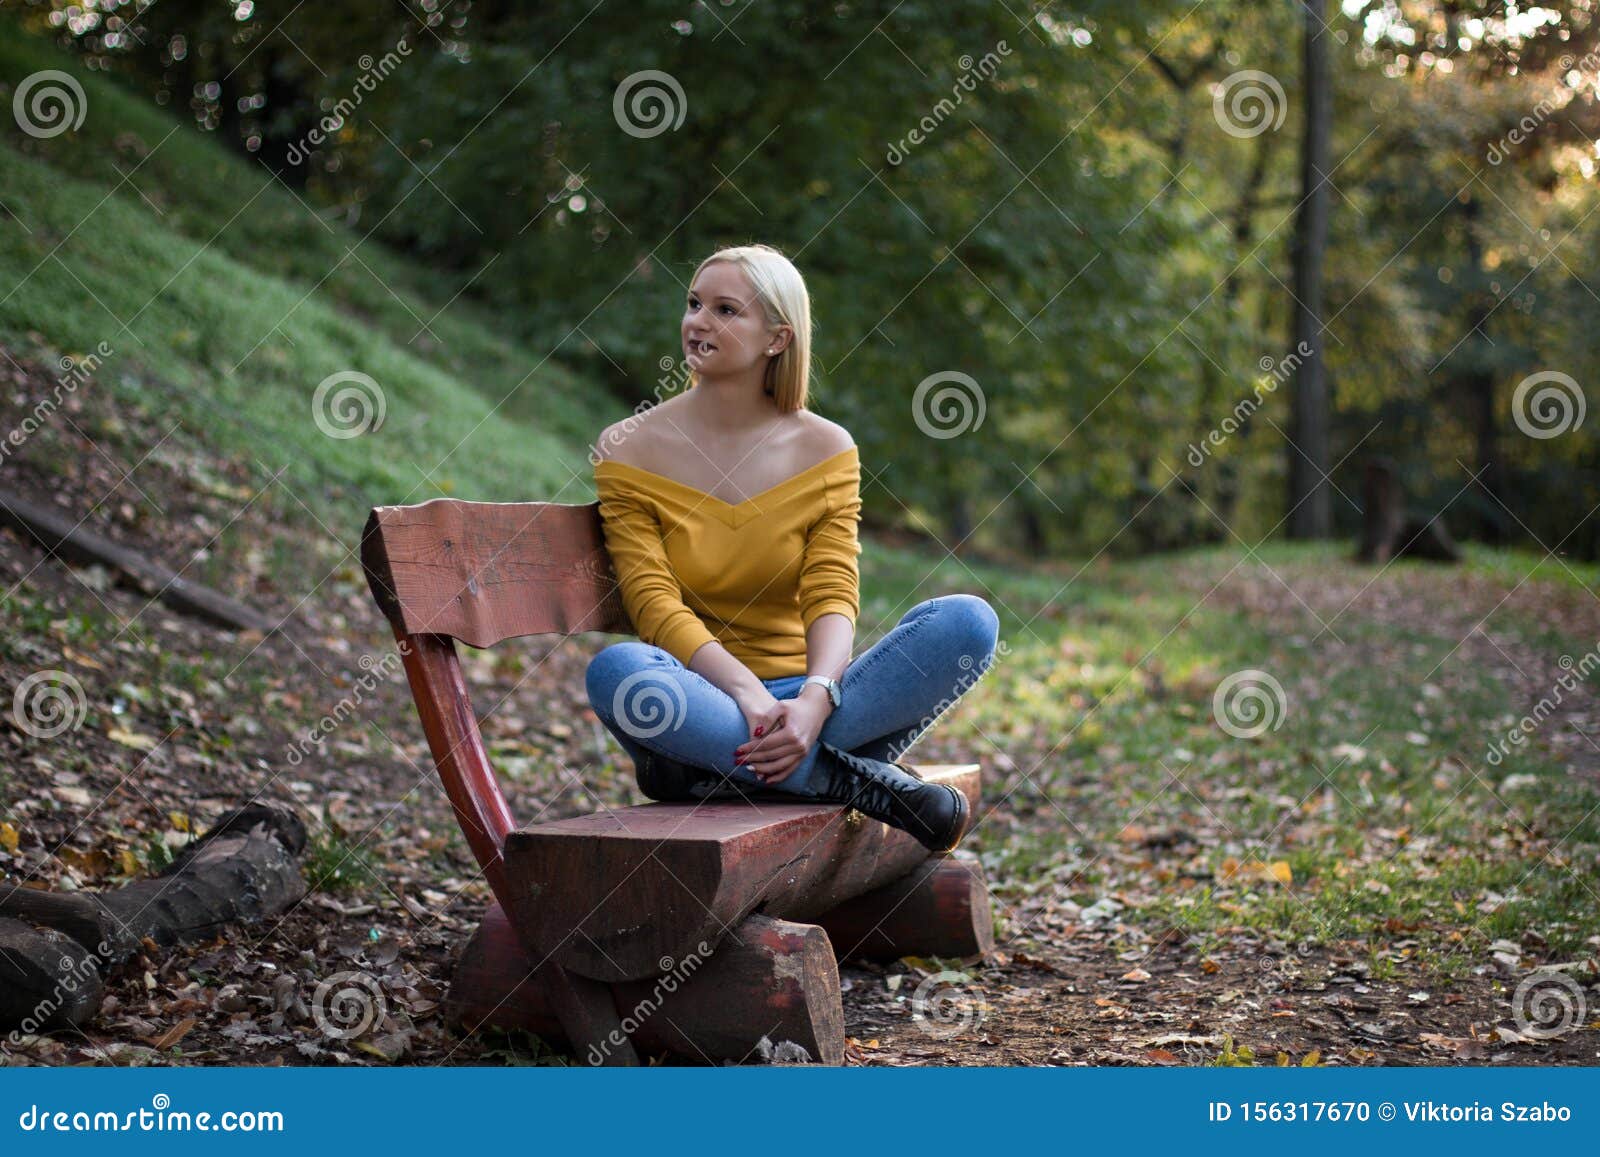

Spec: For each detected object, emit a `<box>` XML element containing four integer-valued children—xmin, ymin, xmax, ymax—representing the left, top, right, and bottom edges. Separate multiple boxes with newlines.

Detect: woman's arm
<box><xmin>796</xmin><ymin>612</ymin><xmax>853</xmax><ymax>714</ymax></box>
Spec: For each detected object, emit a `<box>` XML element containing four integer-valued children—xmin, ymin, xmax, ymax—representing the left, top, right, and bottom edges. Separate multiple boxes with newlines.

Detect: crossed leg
<box><xmin>585</xmin><ymin>594</ymin><xmax>1000</xmax><ymax>798</ymax></box>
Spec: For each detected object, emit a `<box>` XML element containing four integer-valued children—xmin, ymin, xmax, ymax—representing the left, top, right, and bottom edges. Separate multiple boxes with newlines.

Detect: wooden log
<box><xmin>0</xmin><ymin>489</ymin><xmax>283</xmax><ymax>634</ymax></box>
<box><xmin>814</xmin><ymin>856</ymin><xmax>994</xmax><ymax>963</ymax></box>
<box><xmin>501</xmin><ymin>764</ymin><xmax>979</xmax><ymax>983</ymax></box>
<box><xmin>0</xmin><ymin>918</ymin><xmax>104</xmax><ymax>1033</ymax></box>
<box><xmin>536</xmin><ymin>961</ymin><xmax>641</xmax><ymax>1068</ymax></box>
<box><xmin>446</xmin><ymin>902</ymin><xmax>844</xmax><ymax>1065</ymax></box>
<box><xmin>0</xmin><ymin>804</ymin><xmax>307</xmax><ymax>964</ymax></box>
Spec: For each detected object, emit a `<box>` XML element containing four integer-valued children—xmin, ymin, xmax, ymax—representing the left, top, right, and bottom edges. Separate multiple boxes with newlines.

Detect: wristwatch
<box><xmin>801</xmin><ymin>674</ymin><xmax>843</xmax><ymax>708</ymax></box>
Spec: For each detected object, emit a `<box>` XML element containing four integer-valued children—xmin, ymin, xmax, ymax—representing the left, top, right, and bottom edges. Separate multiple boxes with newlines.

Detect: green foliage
<box><xmin>3</xmin><ymin>0</ymin><xmax>1597</xmax><ymax>560</ymax></box>
<box><xmin>303</xmin><ymin>827</ymin><xmax>382</xmax><ymax>894</ymax></box>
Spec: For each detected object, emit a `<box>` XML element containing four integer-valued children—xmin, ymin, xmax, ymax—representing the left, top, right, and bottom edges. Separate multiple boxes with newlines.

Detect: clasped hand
<box><xmin>733</xmin><ymin>689</ymin><xmax>830</xmax><ymax>785</ymax></box>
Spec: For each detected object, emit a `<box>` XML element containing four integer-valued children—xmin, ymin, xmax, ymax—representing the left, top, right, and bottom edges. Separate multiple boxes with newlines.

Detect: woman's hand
<box><xmin>735</xmin><ymin>691</ymin><xmax>830</xmax><ymax>785</ymax></box>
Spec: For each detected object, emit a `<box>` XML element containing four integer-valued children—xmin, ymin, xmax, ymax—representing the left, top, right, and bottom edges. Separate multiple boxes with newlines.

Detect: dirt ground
<box><xmin>1</xmin><ymin>346</ymin><xmax>1596</xmax><ymax>1067</ymax></box>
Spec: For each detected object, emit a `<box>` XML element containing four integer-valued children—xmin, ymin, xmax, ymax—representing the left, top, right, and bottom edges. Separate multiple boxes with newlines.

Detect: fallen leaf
<box><xmin>0</xmin><ymin>822</ymin><xmax>18</xmax><ymax>853</ymax></box>
<box><xmin>108</xmin><ymin>726</ymin><xmax>159</xmax><ymax>751</ymax></box>
<box><xmin>150</xmin><ymin>1017</ymin><xmax>197</xmax><ymax>1051</ymax></box>
<box><xmin>1217</xmin><ymin>858</ymin><xmax>1292</xmax><ymax>886</ymax></box>
<box><xmin>1119</xmin><ymin>967</ymin><xmax>1151</xmax><ymax>983</ymax></box>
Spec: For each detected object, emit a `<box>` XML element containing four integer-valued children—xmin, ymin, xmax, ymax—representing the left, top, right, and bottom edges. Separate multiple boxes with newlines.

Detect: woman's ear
<box><xmin>768</xmin><ymin>326</ymin><xmax>793</xmax><ymax>355</ymax></box>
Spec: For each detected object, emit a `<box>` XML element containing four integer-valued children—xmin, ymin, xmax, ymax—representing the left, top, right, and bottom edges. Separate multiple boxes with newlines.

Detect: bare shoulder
<box><xmin>797</xmin><ymin>412</ymin><xmax>856</xmax><ymax>460</ymax></box>
<box><xmin>592</xmin><ymin>407</ymin><xmax>667</xmax><ymax>468</ymax></box>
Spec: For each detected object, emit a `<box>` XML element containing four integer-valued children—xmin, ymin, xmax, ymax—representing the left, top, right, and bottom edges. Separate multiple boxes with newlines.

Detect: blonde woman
<box><xmin>585</xmin><ymin>243</ymin><xmax>998</xmax><ymax>852</ymax></box>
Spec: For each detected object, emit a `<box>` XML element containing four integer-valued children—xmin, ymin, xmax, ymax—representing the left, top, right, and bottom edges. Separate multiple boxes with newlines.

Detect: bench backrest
<box><xmin>361</xmin><ymin>498</ymin><xmax>630</xmax><ymax>646</ymax></box>
<box><xmin>360</xmin><ymin>498</ymin><xmax>633</xmax><ymax>905</ymax></box>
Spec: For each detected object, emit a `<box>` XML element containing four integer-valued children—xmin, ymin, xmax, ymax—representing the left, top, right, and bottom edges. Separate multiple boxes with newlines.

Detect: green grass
<box><xmin>0</xmin><ymin>22</ymin><xmax>628</xmax><ymax>583</ymax></box>
<box><xmin>877</xmin><ymin>537</ymin><xmax>1600</xmax><ymax>977</ymax></box>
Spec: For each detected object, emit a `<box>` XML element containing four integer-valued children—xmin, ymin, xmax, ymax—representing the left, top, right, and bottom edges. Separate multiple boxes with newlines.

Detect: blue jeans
<box><xmin>585</xmin><ymin>594</ymin><xmax>1001</xmax><ymax>797</ymax></box>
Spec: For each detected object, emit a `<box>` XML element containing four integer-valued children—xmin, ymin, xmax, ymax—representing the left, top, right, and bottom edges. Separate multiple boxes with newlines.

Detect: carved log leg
<box><xmin>814</xmin><ymin>856</ymin><xmax>994</xmax><ymax>963</ymax></box>
<box><xmin>445</xmin><ymin>903</ymin><xmax>844</xmax><ymax>1065</ymax></box>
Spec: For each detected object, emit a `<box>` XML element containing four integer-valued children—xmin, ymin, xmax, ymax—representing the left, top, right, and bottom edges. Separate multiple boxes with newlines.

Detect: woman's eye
<box><xmin>720</xmin><ymin>305</ymin><xmax>735</xmax><ymax>314</ymax></box>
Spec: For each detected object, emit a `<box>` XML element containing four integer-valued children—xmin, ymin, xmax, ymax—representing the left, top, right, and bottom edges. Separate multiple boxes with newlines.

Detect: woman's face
<box><xmin>681</xmin><ymin>262</ymin><xmax>787</xmax><ymax>377</ymax></box>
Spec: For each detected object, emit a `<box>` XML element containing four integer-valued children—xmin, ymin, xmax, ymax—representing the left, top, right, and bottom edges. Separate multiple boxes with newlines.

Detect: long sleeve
<box><xmin>797</xmin><ymin>465</ymin><xmax>862</xmax><ymax>630</ymax></box>
<box><xmin>595</xmin><ymin>475</ymin><xmax>719</xmax><ymax>666</ymax></box>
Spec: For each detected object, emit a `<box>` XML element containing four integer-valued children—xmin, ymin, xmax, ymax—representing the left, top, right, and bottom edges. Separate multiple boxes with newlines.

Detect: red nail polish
<box><xmin>755</xmin><ymin>726</ymin><xmax>764</xmax><ymax>736</ymax></box>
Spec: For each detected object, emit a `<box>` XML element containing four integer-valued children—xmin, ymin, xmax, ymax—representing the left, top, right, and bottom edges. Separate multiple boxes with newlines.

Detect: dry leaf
<box><xmin>108</xmin><ymin>726</ymin><xmax>159</xmax><ymax>751</ymax></box>
<box><xmin>1216</xmin><ymin>858</ymin><xmax>1292</xmax><ymax>885</ymax></box>
<box><xmin>150</xmin><ymin>1016</ymin><xmax>197</xmax><ymax>1051</ymax></box>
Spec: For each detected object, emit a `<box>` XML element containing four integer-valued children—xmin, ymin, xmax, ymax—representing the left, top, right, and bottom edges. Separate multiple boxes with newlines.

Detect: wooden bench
<box><xmin>361</xmin><ymin>496</ymin><xmax>993</xmax><ymax>1065</ymax></box>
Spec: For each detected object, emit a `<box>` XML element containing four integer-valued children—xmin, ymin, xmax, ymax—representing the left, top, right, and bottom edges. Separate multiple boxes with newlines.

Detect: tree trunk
<box><xmin>1287</xmin><ymin>0</ymin><xmax>1334</xmax><ymax>538</ymax></box>
<box><xmin>1460</xmin><ymin>193</ymin><xmax>1505</xmax><ymax>543</ymax></box>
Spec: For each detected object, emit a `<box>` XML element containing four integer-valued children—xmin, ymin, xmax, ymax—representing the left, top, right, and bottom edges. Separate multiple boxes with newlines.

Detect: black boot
<box><xmin>808</xmin><ymin>741</ymin><xmax>970</xmax><ymax>853</ymax></box>
<box><xmin>634</xmin><ymin>749</ymin><xmax>714</xmax><ymax>802</ymax></box>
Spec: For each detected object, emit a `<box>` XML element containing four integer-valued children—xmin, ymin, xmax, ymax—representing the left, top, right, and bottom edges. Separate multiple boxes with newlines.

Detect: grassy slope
<box><xmin>0</xmin><ymin>22</ymin><xmax>618</xmax><ymax>545</ymax></box>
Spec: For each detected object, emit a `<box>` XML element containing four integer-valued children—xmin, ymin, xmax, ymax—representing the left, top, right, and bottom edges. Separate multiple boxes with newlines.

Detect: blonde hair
<box><xmin>686</xmin><ymin>243</ymin><xmax>812</xmax><ymax>413</ymax></box>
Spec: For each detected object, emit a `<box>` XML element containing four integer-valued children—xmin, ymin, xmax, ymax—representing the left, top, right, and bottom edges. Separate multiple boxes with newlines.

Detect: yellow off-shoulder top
<box><xmin>593</xmin><ymin>445</ymin><xmax>862</xmax><ymax>678</ymax></box>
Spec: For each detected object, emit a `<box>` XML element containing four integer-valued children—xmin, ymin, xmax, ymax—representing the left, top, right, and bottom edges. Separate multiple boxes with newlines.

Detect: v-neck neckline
<box><xmin>595</xmin><ymin>446</ymin><xmax>857</xmax><ymax>510</ymax></box>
